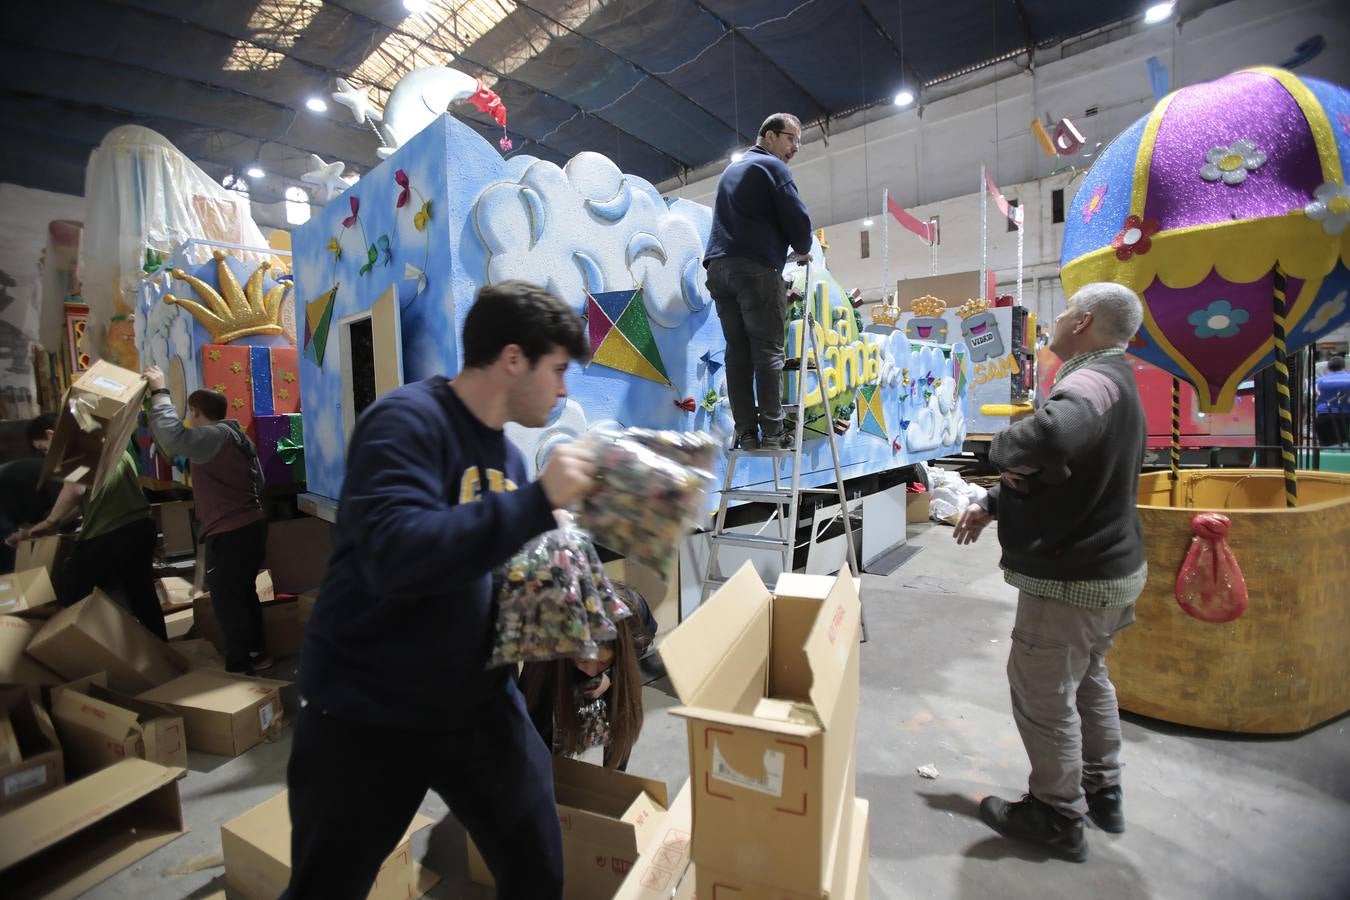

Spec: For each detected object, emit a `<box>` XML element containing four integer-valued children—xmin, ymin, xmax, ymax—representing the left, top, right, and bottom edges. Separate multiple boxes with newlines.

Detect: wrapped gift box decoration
<box><xmin>254</xmin><ymin>414</ymin><xmax>304</xmax><ymax>486</ymax></box>
<box><xmin>201</xmin><ymin>344</ymin><xmax>254</xmax><ymax>433</ymax></box>
<box><xmin>270</xmin><ymin>347</ymin><xmax>301</xmax><ymax>415</ymax></box>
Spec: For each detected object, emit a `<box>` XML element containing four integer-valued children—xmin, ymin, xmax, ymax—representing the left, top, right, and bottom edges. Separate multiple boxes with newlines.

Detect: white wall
<box><xmin>662</xmin><ymin>0</ymin><xmax>1350</xmax><ymax>322</ymax></box>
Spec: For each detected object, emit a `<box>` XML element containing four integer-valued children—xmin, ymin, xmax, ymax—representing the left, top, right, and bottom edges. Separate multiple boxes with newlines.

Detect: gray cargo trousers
<box><xmin>706</xmin><ymin>256</ymin><xmax>788</xmax><ymax>441</ymax></box>
<box><xmin>1007</xmin><ymin>591</ymin><xmax>1137</xmax><ymax>818</ymax></box>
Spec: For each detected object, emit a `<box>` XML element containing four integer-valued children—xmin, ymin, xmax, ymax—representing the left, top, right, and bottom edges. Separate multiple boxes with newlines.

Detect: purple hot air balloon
<box><xmin>1061</xmin><ymin>66</ymin><xmax>1350</xmax><ymax>414</ymax></box>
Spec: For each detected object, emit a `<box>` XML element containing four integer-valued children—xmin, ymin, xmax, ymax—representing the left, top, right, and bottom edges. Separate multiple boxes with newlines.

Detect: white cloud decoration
<box><xmin>472</xmin><ymin>152</ymin><xmax>711</xmax><ymax>327</ymax></box>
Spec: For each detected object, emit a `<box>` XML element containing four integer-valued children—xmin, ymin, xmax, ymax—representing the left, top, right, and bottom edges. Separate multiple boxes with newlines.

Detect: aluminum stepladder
<box><xmin>701</xmin><ymin>263</ymin><xmax>867</xmax><ymax>640</ymax></box>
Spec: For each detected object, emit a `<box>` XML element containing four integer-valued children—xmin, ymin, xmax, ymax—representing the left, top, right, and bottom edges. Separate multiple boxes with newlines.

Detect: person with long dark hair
<box><xmin>520</xmin><ymin>583</ymin><xmax>654</xmax><ymax>770</ymax></box>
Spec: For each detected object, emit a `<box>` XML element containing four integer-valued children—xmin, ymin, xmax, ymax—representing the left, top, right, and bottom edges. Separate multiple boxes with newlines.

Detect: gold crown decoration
<box><xmin>870</xmin><ymin>303</ymin><xmax>901</xmax><ymax>326</ymax></box>
<box><xmin>956</xmin><ymin>298</ymin><xmax>990</xmax><ymax>320</ymax></box>
<box><xmin>911</xmin><ymin>295</ymin><xmax>947</xmax><ymax>318</ymax></box>
<box><xmin>165</xmin><ymin>251</ymin><xmax>290</xmax><ymax>343</ymax></box>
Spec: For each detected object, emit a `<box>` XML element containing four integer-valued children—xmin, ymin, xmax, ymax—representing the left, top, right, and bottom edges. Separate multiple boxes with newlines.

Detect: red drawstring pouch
<box><xmin>1175</xmin><ymin>513</ymin><xmax>1249</xmax><ymax>622</ymax></box>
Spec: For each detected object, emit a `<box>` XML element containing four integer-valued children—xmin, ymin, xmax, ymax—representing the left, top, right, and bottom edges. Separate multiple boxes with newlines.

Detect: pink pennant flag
<box><xmin>886</xmin><ymin>193</ymin><xmax>934</xmax><ymax>244</ymax></box>
<box><xmin>985</xmin><ymin>170</ymin><xmax>1024</xmax><ymax>228</ymax></box>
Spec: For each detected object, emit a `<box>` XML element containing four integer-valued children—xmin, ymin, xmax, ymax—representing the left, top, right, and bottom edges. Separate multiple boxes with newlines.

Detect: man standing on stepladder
<box><xmin>705</xmin><ymin>112</ymin><xmax>813</xmax><ymax>451</ymax></box>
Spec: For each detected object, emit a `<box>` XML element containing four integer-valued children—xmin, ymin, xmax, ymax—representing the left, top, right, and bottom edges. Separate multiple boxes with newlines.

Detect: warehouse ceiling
<box><xmin>0</xmin><ymin>0</ymin><xmax>1177</xmax><ymax>221</ymax></box>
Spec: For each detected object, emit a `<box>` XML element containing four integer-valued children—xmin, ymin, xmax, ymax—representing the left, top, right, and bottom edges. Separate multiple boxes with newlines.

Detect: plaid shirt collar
<box><xmin>1056</xmin><ymin>347</ymin><xmax>1125</xmax><ymax>384</ymax></box>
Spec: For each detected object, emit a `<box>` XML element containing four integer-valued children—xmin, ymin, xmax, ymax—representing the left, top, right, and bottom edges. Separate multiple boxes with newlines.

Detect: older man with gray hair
<box><xmin>954</xmin><ymin>282</ymin><xmax>1148</xmax><ymax>862</ymax></box>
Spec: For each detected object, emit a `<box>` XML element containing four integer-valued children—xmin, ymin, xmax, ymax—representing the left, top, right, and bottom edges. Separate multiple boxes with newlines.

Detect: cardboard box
<box><xmin>0</xmin><ymin>758</ymin><xmax>188</xmax><ymax>897</ymax></box>
<box><xmin>154</xmin><ymin>501</ymin><xmax>196</xmax><ymax>558</ymax></box>
<box><xmin>171</xmin><ymin>638</ymin><xmax>225</xmax><ymax>671</ymax></box>
<box><xmin>614</xmin><ymin>778</ymin><xmax>693</xmax><ymax>900</ymax></box>
<box><xmin>659</xmin><ymin>565</ymin><xmax>862</xmax><ymax>895</ymax></box>
<box><xmin>0</xmin><ymin>568</ymin><xmax>57</xmax><ymax>615</ymax></box>
<box><xmin>221</xmin><ymin>789</ymin><xmax>438</xmax><ymax>900</ymax></box>
<box><xmin>906</xmin><ymin>490</ymin><xmax>932</xmax><ymax>524</ymax></box>
<box><xmin>156</xmin><ymin>576</ymin><xmax>198</xmax><ymax>612</ymax></box>
<box><xmin>0</xmin><ymin>615</ymin><xmax>64</xmax><ymax>686</ymax></box>
<box><xmin>297</xmin><ymin>589</ymin><xmax>319</xmax><ymax>630</ymax></box>
<box><xmin>165</xmin><ymin>608</ymin><xmax>194</xmax><ymax>640</ymax></box>
<box><xmin>263</xmin><ymin>517</ymin><xmax>331</xmax><ymax>594</ymax></box>
<box><xmin>26</xmin><ymin>589</ymin><xmax>188</xmax><ymax>694</ymax></box>
<box><xmin>50</xmin><ymin>673</ymin><xmax>188</xmax><ymax>776</ymax></box>
<box><xmin>14</xmin><ymin>534</ymin><xmax>67</xmax><ymax>576</ymax></box>
<box><xmin>468</xmin><ymin>756</ymin><xmax>670</xmax><ymax>899</ymax></box>
<box><xmin>0</xmin><ymin>686</ymin><xmax>63</xmax><ymax>811</ymax></box>
<box><xmin>138</xmin><ymin>669</ymin><xmax>287</xmax><ymax>757</ymax></box>
<box><xmin>691</xmin><ymin>797</ymin><xmax>870</xmax><ymax>899</ymax></box>
<box><xmin>39</xmin><ymin>359</ymin><xmax>148</xmax><ymax>496</ymax></box>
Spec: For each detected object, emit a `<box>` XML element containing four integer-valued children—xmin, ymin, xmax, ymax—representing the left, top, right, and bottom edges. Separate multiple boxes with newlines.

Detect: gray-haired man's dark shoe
<box><xmin>1085</xmin><ymin>785</ymin><xmax>1125</xmax><ymax>833</ymax></box>
<box><xmin>979</xmin><ymin>794</ymin><xmax>1088</xmax><ymax>862</ymax></box>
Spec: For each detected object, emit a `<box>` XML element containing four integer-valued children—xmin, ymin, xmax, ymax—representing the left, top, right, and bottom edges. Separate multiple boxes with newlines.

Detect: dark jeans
<box><xmin>204</xmin><ymin>518</ymin><xmax>268</xmax><ymax>672</ymax></box>
<box><xmin>707</xmin><ymin>256</ymin><xmax>788</xmax><ymax>440</ymax></box>
<box><xmin>282</xmin><ymin>684</ymin><xmax>563</xmax><ymax>900</ymax></box>
<box><xmin>55</xmin><ymin>516</ymin><xmax>165</xmax><ymax>640</ymax></box>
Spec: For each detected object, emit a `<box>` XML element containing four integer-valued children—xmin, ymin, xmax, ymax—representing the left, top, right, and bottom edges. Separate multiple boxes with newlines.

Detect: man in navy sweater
<box><xmin>283</xmin><ymin>281</ymin><xmax>595</xmax><ymax>899</ymax></box>
<box><xmin>705</xmin><ymin>112</ymin><xmax>813</xmax><ymax>450</ymax></box>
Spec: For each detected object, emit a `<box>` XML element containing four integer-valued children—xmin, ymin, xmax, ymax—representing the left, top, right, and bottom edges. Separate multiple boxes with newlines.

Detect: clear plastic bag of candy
<box><xmin>576</xmin><ymin>428</ymin><xmax>716</xmax><ymax>578</ymax></box>
<box><xmin>488</xmin><ymin>514</ymin><xmax>631</xmax><ymax>667</ymax></box>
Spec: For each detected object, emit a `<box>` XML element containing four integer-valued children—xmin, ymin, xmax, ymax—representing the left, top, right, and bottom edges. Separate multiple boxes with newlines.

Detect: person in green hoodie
<box><xmin>5</xmin><ymin>415</ymin><xmax>165</xmax><ymax>640</ymax></box>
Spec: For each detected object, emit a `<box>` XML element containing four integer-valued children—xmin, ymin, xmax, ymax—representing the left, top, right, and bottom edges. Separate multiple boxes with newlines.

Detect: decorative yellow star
<box><xmin>232</xmin><ymin>397</ymin><xmax>245</xmax><ymax>409</ymax></box>
<box><xmin>214</xmin><ymin>383</ymin><xmax>226</xmax><ymax>392</ymax></box>
<box><xmin>208</xmin><ymin>350</ymin><xmax>221</xmax><ymax>361</ymax></box>
<box><xmin>278</xmin><ymin>387</ymin><xmax>289</xmax><ymax>400</ymax></box>
<box><xmin>244</xmin><ymin>375</ymin><xmax>252</xmax><ymax>385</ymax></box>
<box><xmin>229</xmin><ymin>361</ymin><xmax>242</xmax><ymax>374</ymax></box>
<box><xmin>281</xmin><ymin>371</ymin><xmax>296</xmax><ymax>383</ymax></box>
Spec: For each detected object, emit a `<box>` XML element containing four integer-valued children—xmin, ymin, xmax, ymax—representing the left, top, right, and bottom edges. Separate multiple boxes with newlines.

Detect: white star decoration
<box><xmin>301</xmin><ymin>154</ymin><xmax>350</xmax><ymax>204</ymax></box>
<box><xmin>331</xmin><ymin>77</ymin><xmax>382</xmax><ymax>125</ymax></box>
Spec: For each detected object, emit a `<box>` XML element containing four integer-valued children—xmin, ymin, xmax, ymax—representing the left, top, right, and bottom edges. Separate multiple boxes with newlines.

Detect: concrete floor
<box><xmin>87</xmin><ymin>523</ymin><xmax>1349</xmax><ymax>900</ymax></box>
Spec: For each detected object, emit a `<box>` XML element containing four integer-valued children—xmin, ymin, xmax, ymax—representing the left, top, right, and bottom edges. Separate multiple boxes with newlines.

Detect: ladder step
<box><xmin>710</xmin><ymin>533</ymin><xmax>791</xmax><ymax>550</ymax></box>
<box><xmin>724</xmin><ymin>488</ymin><xmax>793</xmax><ymax>504</ymax></box>
<box><xmin>728</xmin><ymin>447</ymin><xmax>796</xmax><ymax>457</ymax></box>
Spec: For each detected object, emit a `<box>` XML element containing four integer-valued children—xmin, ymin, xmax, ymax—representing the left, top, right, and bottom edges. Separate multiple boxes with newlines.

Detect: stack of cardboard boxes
<box><xmin>0</xmin><ymin>361</ymin><xmax>304</xmax><ymax>894</ymax></box>
<box><xmin>656</xmin><ymin>564</ymin><xmax>871</xmax><ymax>899</ymax></box>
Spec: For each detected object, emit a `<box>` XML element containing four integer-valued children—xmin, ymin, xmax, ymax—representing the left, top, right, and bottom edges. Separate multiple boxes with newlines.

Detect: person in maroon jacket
<box><xmin>144</xmin><ymin>366</ymin><xmax>272</xmax><ymax>674</ymax></box>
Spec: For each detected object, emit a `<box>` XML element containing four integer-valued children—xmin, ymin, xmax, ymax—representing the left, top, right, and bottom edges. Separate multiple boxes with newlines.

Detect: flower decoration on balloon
<box><xmin>1082</xmin><ymin>183</ymin><xmax>1108</xmax><ymax>223</ymax></box>
<box><xmin>1199</xmin><ymin>139</ymin><xmax>1267</xmax><ymax>186</ymax></box>
<box><xmin>1305</xmin><ymin>182</ymin><xmax>1350</xmax><ymax>235</ymax></box>
<box><xmin>395</xmin><ymin>169</ymin><xmax>411</xmax><ymax>208</ymax></box>
<box><xmin>1110</xmin><ymin>215</ymin><xmax>1160</xmax><ymax>260</ymax></box>
<box><xmin>1189</xmin><ymin>300</ymin><xmax>1249</xmax><ymax>338</ymax></box>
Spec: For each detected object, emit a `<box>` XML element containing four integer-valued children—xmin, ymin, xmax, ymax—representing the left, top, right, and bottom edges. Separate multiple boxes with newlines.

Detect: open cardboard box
<box><xmin>468</xmin><ymin>756</ymin><xmax>670</xmax><ymax>900</ymax></box>
<box><xmin>192</xmin><ymin>572</ymin><xmax>304</xmax><ymax>658</ymax></box>
<box><xmin>659</xmin><ymin>564</ymin><xmax>862</xmax><ymax>895</ymax></box>
<box><xmin>26</xmin><ymin>589</ymin><xmax>188</xmax><ymax>694</ymax></box>
<box><xmin>685</xmin><ymin>797</ymin><xmax>870</xmax><ymax>900</ymax></box>
<box><xmin>0</xmin><ymin>568</ymin><xmax>57</xmax><ymax>616</ymax></box>
<box><xmin>0</xmin><ymin>757</ymin><xmax>187</xmax><ymax>898</ymax></box>
<box><xmin>14</xmin><ymin>534</ymin><xmax>68</xmax><ymax>578</ymax></box>
<box><xmin>613</xmin><ymin>777</ymin><xmax>693</xmax><ymax>900</ymax></box>
<box><xmin>0</xmin><ymin>685</ymin><xmax>64</xmax><ymax>812</ymax></box>
<box><xmin>39</xmin><ymin>360</ymin><xmax>148</xmax><ymax>496</ymax></box>
<box><xmin>0</xmin><ymin>615</ymin><xmax>63</xmax><ymax>686</ymax></box>
<box><xmin>50</xmin><ymin>673</ymin><xmax>188</xmax><ymax>776</ymax></box>
<box><xmin>138</xmin><ymin>669</ymin><xmax>287</xmax><ymax>757</ymax></box>
<box><xmin>221</xmin><ymin>789</ymin><xmax>438</xmax><ymax>900</ymax></box>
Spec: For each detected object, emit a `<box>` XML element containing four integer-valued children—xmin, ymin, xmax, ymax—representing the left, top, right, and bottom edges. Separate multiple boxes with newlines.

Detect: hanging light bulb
<box><xmin>246</xmin><ymin>166</ymin><xmax>266</xmax><ymax>179</ymax></box>
<box><xmin>731</xmin><ymin>151</ymin><xmax>745</xmax><ymax>162</ymax></box>
<box><xmin>862</xmin><ymin>218</ymin><xmax>874</xmax><ymax>228</ymax></box>
<box><xmin>305</xmin><ymin>97</ymin><xmax>328</xmax><ymax>113</ymax></box>
<box><xmin>893</xmin><ymin>90</ymin><xmax>915</xmax><ymax>108</ymax></box>
<box><xmin>1144</xmin><ymin>2</ymin><xmax>1175</xmax><ymax>24</ymax></box>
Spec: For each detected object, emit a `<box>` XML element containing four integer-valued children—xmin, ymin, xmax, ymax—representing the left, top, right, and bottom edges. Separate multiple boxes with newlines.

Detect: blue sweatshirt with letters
<box><xmin>299</xmin><ymin>376</ymin><xmax>556</xmax><ymax>730</ymax></box>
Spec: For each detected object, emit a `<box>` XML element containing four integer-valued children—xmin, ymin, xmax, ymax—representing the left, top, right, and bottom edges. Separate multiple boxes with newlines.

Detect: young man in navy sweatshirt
<box><xmin>282</xmin><ymin>281</ymin><xmax>596</xmax><ymax>900</ymax></box>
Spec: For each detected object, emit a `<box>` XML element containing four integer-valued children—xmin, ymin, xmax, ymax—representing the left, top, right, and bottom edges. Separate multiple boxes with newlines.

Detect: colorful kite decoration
<box><xmin>304</xmin><ymin>287</ymin><xmax>337</xmax><ymax>367</ymax></box>
<box><xmin>584</xmin><ymin>288</ymin><xmax>672</xmax><ymax>386</ymax></box>
<box><xmin>855</xmin><ymin>384</ymin><xmax>888</xmax><ymax>441</ymax></box>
